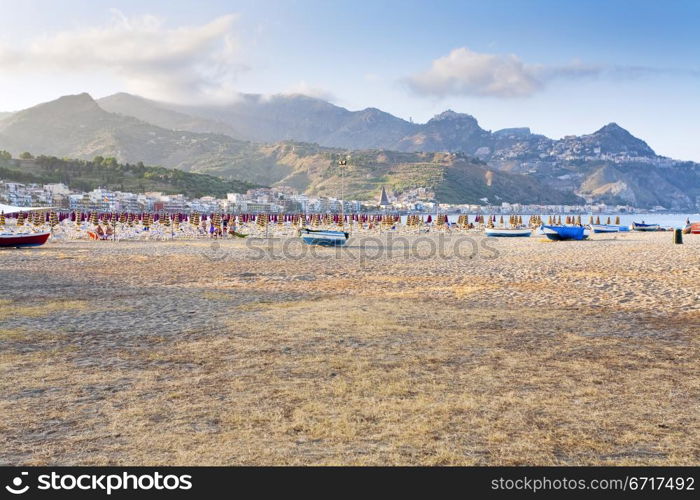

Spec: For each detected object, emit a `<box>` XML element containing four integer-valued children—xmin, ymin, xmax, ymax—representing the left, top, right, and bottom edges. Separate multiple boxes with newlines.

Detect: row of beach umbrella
<box><xmin>0</xmin><ymin>210</ymin><xmax>622</xmax><ymax>228</ymax></box>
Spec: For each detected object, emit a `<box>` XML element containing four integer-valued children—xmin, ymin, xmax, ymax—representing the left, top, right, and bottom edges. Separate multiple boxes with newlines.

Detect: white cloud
<box><xmin>405</xmin><ymin>47</ymin><xmax>602</xmax><ymax>98</ymax></box>
<box><xmin>281</xmin><ymin>81</ymin><xmax>336</xmax><ymax>102</ymax></box>
<box><xmin>0</xmin><ymin>11</ymin><xmax>247</xmax><ymax>103</ymax></box>
<box><xmin>406</xmin><ymin>48</ymin><xmax>541</xmax><ymax>98</ymax></box>
<box><xmin>406</xmin><ymin>47</ymin><xmax>700</xmax><ymax>99</ymax></box>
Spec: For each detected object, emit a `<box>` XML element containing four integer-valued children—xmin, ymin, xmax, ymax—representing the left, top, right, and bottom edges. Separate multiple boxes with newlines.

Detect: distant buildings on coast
<box><xmin>0</xmin><ymin>179</ymin><xmax>649</xmax><ymax>215</ymax></box>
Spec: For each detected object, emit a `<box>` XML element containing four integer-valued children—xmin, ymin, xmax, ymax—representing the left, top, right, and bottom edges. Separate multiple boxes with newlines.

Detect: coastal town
<box><xmin>0</xmin><ymin>179</ymin><xmax>646</xmax><ymax>216</ymax></box>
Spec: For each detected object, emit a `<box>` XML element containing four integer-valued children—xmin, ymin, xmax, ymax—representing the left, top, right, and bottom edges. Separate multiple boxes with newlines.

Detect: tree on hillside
<box><xmin>103</xmin><ymin>157</ymin><xmax>118</xmax><ymax>168</ymax></box>
<box><xmin>0</xmin><ymin>150</ymin><xmax>11</xmax><ymax>160</ymax></box>
<box><xmin>19</xmin><ymin>152</ymin><xmax>33</xmax><ymax>159</ymax></box>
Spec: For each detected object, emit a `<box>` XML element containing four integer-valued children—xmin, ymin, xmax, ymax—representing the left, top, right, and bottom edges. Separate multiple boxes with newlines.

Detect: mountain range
<box><xmin>1</xmin><ymin>92</ymin><xmax>698</xmax><ymax>209</ymax></box>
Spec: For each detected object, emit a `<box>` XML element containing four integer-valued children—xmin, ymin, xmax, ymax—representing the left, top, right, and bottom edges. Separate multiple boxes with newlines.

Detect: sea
<box><xmin>402</xmin><ymin>213</ymin><xmax>699</xmax><ymax>229</ymax></box>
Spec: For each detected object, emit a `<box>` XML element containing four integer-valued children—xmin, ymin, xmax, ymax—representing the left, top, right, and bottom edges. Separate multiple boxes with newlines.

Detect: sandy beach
<box><xmin>1</xmin><ymin>231</ymin><xmax>698</xmax><ymax>465</ymax></box>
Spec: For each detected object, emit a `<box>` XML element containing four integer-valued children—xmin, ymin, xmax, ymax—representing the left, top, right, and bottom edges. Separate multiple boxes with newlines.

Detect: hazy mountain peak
<box><xmin>429</xmin><ymin>109</ymin><xmax>478</xmax><ymax>123</ymax></box>
<box><xmin>356</xmin><ymin>107</ymin><xmax>400</xmax><ymax>121</ymax></box>
<box><xmin>101</xmin><ymin>92</ymin><xmax>152</xmax><ymax>103</ymax></box>
<box><xmin>588</xmin><ymin>122</ymin><xmax>655</xmax><ymax>156</ymax></box>
<box><xmin>0</xmin><ymin>93</ymin><xmax>104</xmax><ymax>135</ymax></box>
<box><xmin>267</xmin><ymin>93</ymin><xmax>337</xmax><ymax>108</ymax></box>
<box><xmin>107</xmin><ymin>91</ymin><xmax>137</xmax><ymax>99</ymax></box>
<box><xmin>595</xmin><ymin>122</ymin><xmax>627</xmax><ymax>134</ymax></box>
<box><xmin>494</xmin><ymin>127</ymin><xmax>532</xmax><ymax>137</ymax></box>
<box><xmin>37</xmin><ymin>92</ymin><xmax>100</xmax><ymax>112</ymax></box>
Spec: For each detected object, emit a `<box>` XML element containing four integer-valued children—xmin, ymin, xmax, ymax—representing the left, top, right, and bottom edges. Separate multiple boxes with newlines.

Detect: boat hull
<box><xmin>299</xmin><ymin>229</ymin><xmax>349</xmax><ymax>247</ymax></box>
<box><xmin>685</xmin><ymin>222</ymin><xmax>700</xmax><ymax>234</ymax></box>
<box><xmin>484</xmin><ymin>228</ymin><xmax>531</xmax><ymax>237</ymax></box>
<box><xmin>632</xmin><ymin>222</ymin><xmax>660</xmax><ymax>232</ymax></box>
<box><xmin>0</xmin><ymin>231</ymin><xmax>51</xmax><ymax>248</ymax></box>
<box><xmin>590</xmin><ymin>224</ymin><xmax>620</xmax><ymax>233</ymax></box>
<box><xmin>541</xmin><ymin>225</ymin><xmax>590</xmax><ymax>241</ymax></box>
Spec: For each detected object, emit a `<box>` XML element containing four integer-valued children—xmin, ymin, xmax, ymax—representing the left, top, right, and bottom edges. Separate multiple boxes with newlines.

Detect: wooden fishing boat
<box><xmin>540</xmin><ymin>225</ymin><xmax>590</xmax><ymax>241</ymax></box>
<box><xmin>632</xmin><ymin>222</ymin><xmax>660</xmax><ymax>232</ymax></box>
<box><xmin>299</xmin><ymin>228</ymin><xmax>349</xmax><ymax>246</ymax></box>
<box><xmin>484</xmin><ymin>227</ymin><xmax>531</xmax><ymax>237</ymax></box>
<box><xmin>590</xmin><ymin>224</ymin><xmax>620</xmax><ymax>233</ymax></box>
<box><xmin>0</xmin><ymin>231</ymin><xmax>51</xmax><ymax>248</ymax></box>
<box><xmin>684</xmin><ymin>222</ymin><xmax>700</xmax><ymax>234</ymax></box>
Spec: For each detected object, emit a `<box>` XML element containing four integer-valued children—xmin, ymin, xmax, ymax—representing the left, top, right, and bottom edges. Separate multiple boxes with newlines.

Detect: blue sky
<box><xmin>0</xmin><ymin>0</ymin><xmax>699</xmax><ymax>160</ymax></box>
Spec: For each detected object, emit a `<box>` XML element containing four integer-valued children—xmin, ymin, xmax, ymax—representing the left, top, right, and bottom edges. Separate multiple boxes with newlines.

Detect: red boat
<box><xmin>685</xmin><ymin>222</ymin><xmax>700</xmax><ymax>234</ymax></box>
<box><xmin>0</xmin><ymin>231</ymin><xmax>51</xmax><ymax>248</ymax></box>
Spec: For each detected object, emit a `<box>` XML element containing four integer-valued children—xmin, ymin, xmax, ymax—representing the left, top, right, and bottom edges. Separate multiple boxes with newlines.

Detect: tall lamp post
<box><xmin>338</xmin><ymin>158</ymin><xmax>347</xmax><ymax>227</ymax></box>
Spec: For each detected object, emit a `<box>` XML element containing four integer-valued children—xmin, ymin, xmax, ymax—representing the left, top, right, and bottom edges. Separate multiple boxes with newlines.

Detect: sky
<box><xmin>0</xmin><ymin>0</ymin><xmax>699</xmax><ymax>161</ymax></box>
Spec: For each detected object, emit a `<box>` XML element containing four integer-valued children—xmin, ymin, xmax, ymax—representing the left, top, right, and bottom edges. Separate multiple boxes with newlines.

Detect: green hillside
<box><xmin>0</xmin><ymin>156</ymin><xmax>259</xmax><ymax>198</ymax></box>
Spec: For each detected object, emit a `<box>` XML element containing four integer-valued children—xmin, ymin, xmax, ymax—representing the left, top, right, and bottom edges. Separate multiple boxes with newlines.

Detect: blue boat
<box><xmin>632</xmin><ymin>222</ymin><xmax>660</xmax><ymax>232</ymax></box>
<box><xmin>540</xmin><ymin>225</ymin><xmax>590</xmax><ymax>241</ymax></box>
<box><xmin>299</xmin><ymin>228</ymin><xmax>349</xmax><ymax>246</ymax></box>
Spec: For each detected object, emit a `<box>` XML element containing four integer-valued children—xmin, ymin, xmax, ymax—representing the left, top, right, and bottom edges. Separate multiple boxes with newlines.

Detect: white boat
<box><xmin>590</xmin><ymin>224</ymin><xmax>620</xmax><ymax>233</ymax></box>
<box><xmin>299</xmin><ymin>228</ymin><xmax>349</xmax><ymax>246</ymax></box>
<box><xmin>484</xmin><ymin>227</ymin><xmax>532</xmax><ymax>237</ymax></box>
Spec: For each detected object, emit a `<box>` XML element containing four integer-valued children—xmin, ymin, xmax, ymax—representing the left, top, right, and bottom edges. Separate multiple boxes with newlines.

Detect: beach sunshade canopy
<box><xmin>0</xmin><ymin>203</ymin><xmax>52</xmax><ymax>214</ymax></box>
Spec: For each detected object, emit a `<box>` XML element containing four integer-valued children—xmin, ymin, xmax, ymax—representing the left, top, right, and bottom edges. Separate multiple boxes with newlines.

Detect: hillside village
<box><xmin>1</xmin><ymin>178</ymin><xmax>641</xmax><ymax>216</ymax></box>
